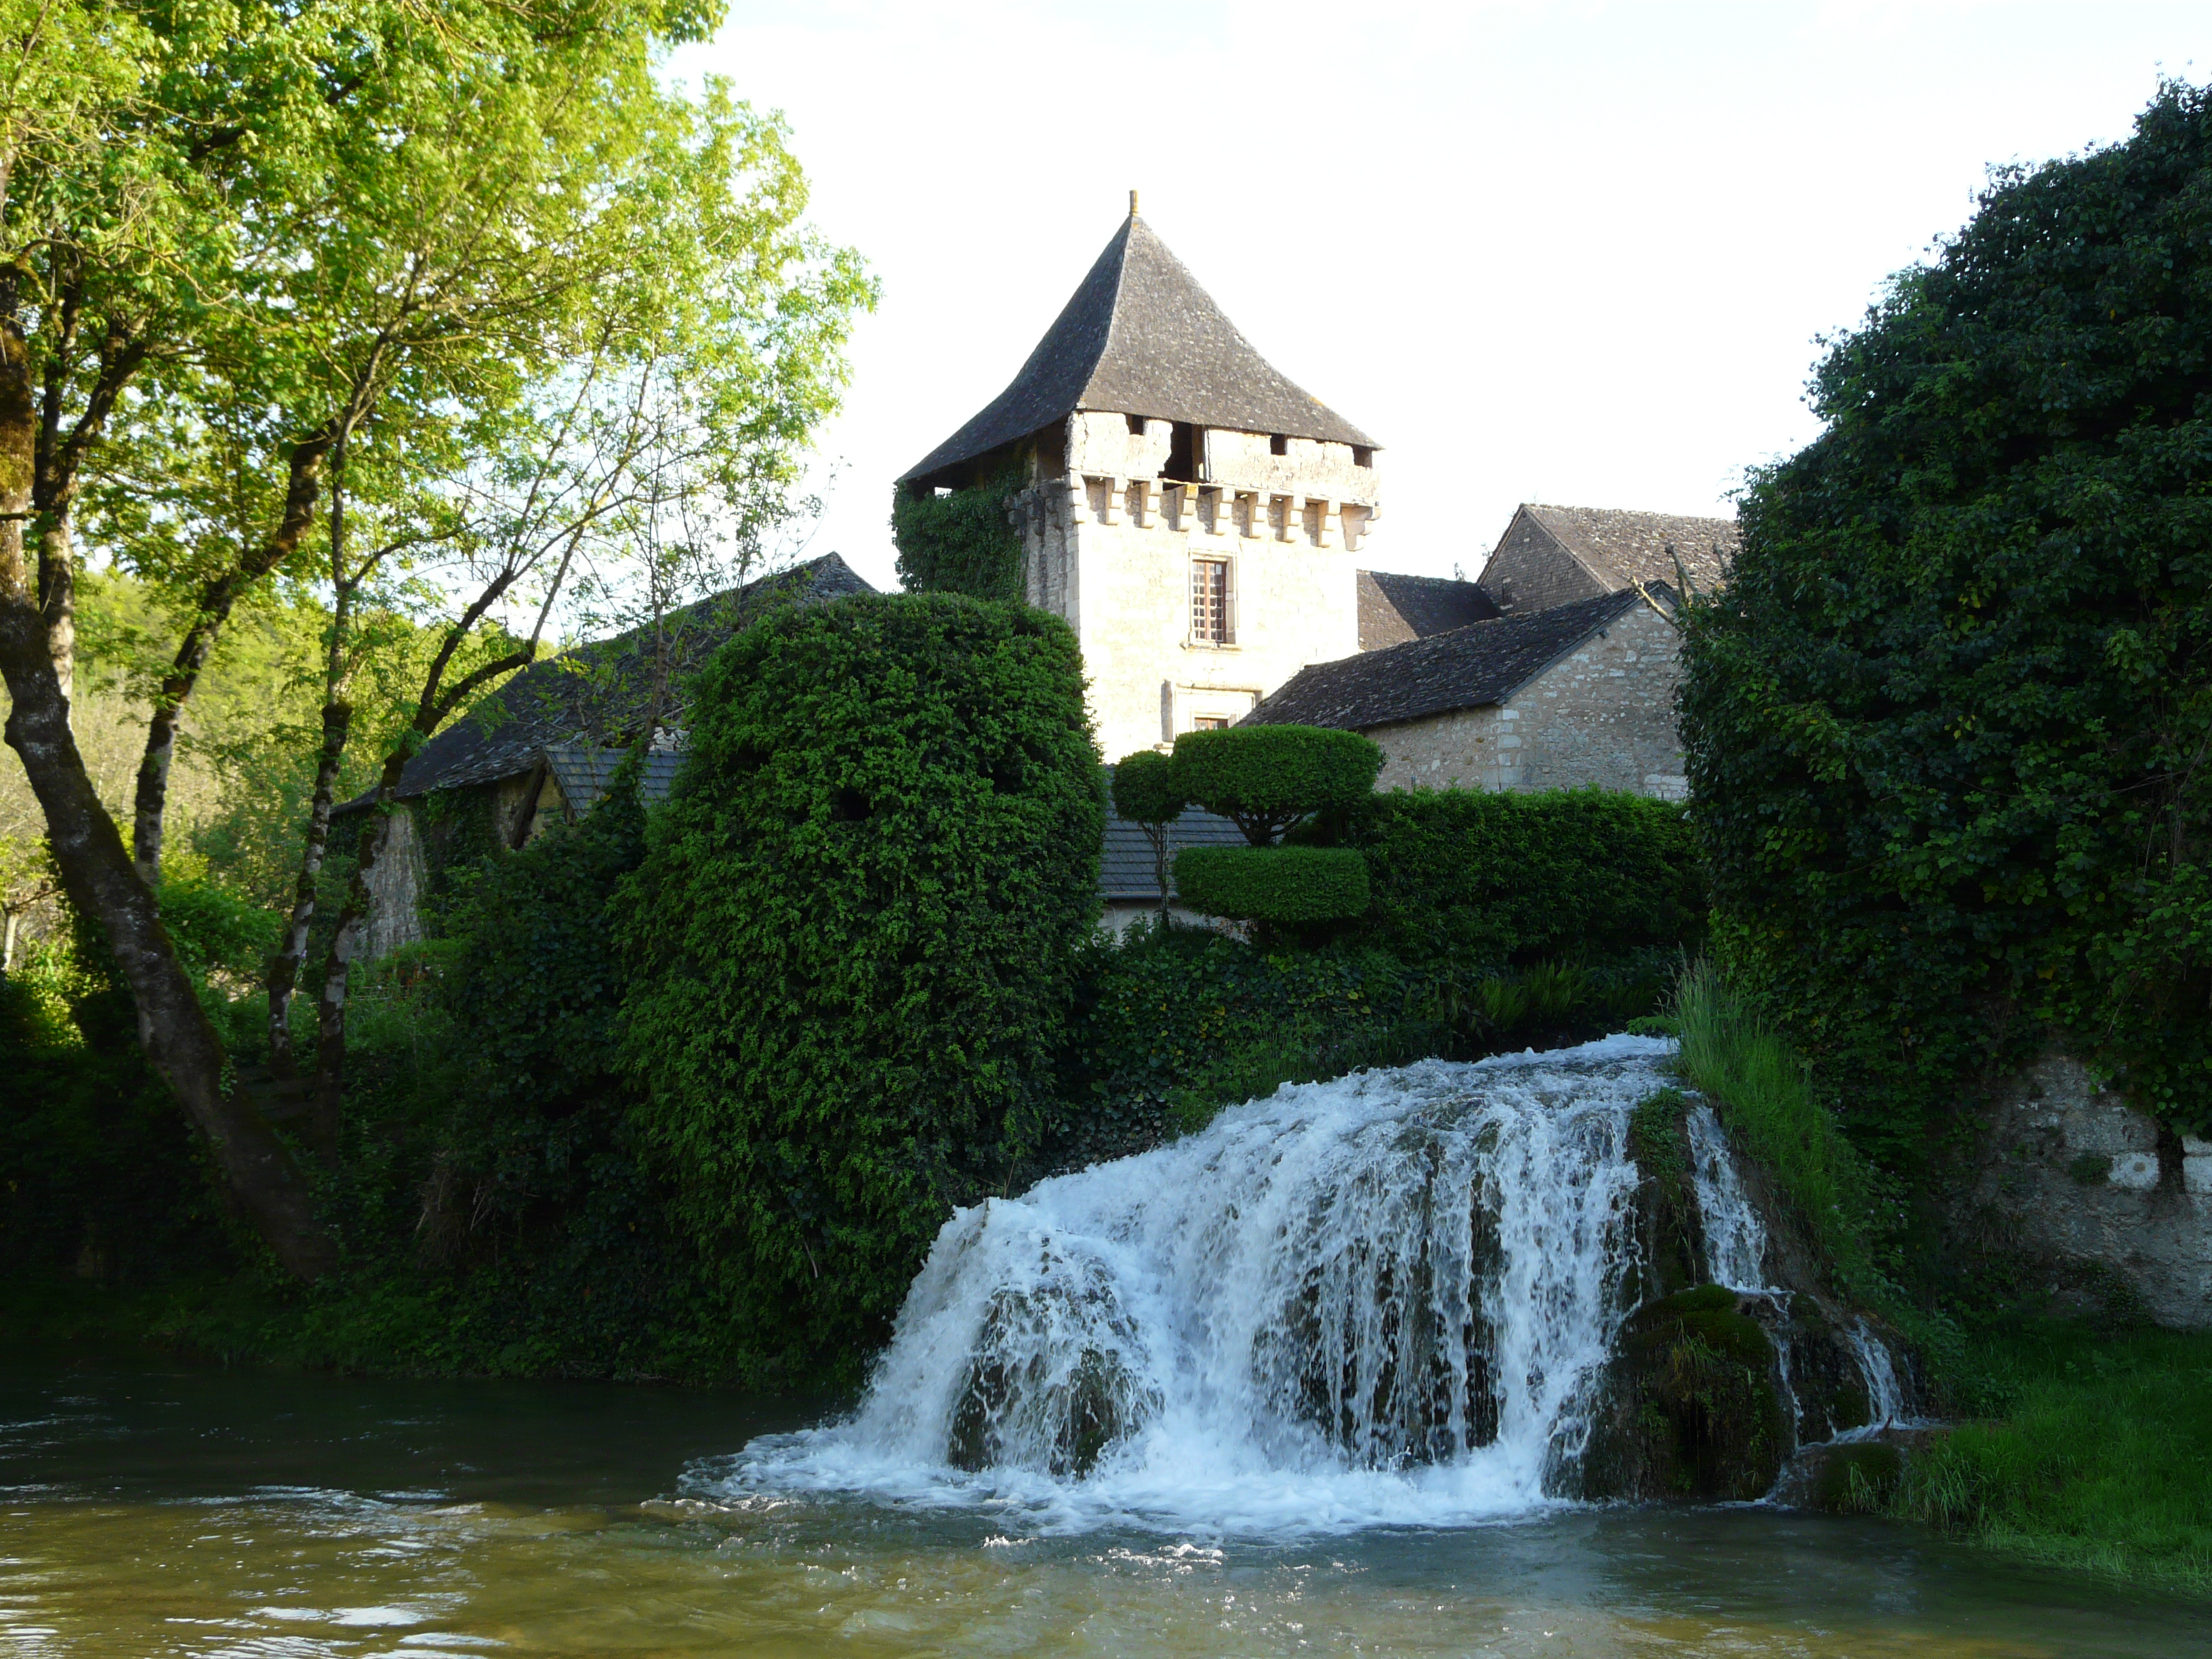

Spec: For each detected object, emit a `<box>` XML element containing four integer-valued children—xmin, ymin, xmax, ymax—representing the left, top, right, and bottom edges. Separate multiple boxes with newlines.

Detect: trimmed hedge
<box><xmin>1174</xmin><ymin>844</ymin><xmax>1371</xmax><ymax>924</ymax></box>
<box><xmin>1172</xmin><ymin>724</ymin><xmax>1381</xmax><ymax>845</ymax></box>
<box><xmin>619</xmin><ymin>592</ymin><xmax>1104</xmax><ymax>1368</ymax></box>
<box><xmin>1328</xmin><ymin>787</ymin><xmax>1705</xmax><ymax>966</ymax></box>
<box><xmin>1109</xmin><ymin>749</ymin><xmax>1182</xmax><ymax>823</ymax></box>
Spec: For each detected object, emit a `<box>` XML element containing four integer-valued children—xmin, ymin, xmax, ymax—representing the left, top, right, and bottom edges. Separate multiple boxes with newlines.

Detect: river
<box><xmin>1</xmin><ymin>1353</ymin><xmax>2205</xmax><ymax>1658</ymax></box>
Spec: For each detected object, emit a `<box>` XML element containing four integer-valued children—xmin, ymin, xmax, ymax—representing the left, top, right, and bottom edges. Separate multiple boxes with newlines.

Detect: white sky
<box><xmin>670</xmin><ymin>2</ymin><xmax>2212</xmax><ymax>593</ymax></box>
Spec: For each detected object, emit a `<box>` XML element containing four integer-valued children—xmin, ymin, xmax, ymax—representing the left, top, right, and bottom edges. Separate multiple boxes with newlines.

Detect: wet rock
<box><xmin>1622</xmin><ymin>1088</ymin><xmax>1706</xmax><ymax>1305</ymax></box>
<box><xmin>1581</xmin><ymin>1283</ymin><xmax>1789</xmax><ymax>1502</ymax></box>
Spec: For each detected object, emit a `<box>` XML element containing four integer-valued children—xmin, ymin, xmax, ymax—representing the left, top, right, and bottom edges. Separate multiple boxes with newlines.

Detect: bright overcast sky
<box><xmin>670</xmin><ymin>3</ymin><xmax>2212</xmax><ymax>593</ymax></box>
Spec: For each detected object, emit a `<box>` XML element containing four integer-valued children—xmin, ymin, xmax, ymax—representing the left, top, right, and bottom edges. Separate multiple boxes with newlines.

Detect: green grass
<box><xmin>1900</xmin><ymin>1317</ymin><xmax>2212</xmax><ymax>1595</ymax></box>
<box><xmin>1671</xmin><ymin>958</ymin><xmax>1879</xmax><ymax>1295</ymax></box>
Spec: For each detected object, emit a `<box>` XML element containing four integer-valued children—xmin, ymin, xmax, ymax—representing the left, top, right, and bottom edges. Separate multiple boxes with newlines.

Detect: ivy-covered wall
<box><xmin>892</xmin><ymin>470</ymin><xmax>1025</xmax><ymax>601</ymax></box>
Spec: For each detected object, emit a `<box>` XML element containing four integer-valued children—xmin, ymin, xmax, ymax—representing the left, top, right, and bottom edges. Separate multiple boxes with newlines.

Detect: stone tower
<box><xmin>897</xmin><ymin>203</ymin><xmax>1380</xmax><ymax>762</ymax></box>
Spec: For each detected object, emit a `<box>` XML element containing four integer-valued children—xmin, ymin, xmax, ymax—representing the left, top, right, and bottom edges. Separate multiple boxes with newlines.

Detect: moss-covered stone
<box><xmin>1581</xmin><ymin>1282</ymin><xmax>1788</xmax><ymax>1501</ymax></box>
<box><xmin>1623</xmin><ymin>1088</ymin><xmax>1706</xmax><ymax>1305</ymax></box>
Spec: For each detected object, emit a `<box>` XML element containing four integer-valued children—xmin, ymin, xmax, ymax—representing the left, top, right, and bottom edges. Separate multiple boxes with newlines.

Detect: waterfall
<box><xmin>718</xmin><ymin>1036</ymin><xmax>1671</xmax><ymax>1532</ymax></box>
<box><xmin>712</xmin><ymin>1033</ymin><xmax>1914</xmax><ymax>1533</ymax></box>
<box><xmin>1687</xmin><ymin>1104</ymin><xmax>1772</xmax><ymax>1291</ymax></box>
<box><xmin>1844</xmin><ymin>1320</ymin><xmax>1906</xmax><ymax>1433</ymax></box>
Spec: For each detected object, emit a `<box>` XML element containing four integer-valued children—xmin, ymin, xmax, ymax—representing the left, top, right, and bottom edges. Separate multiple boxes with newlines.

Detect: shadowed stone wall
<box><xmin>1364</xmin><ymin>603</ymin><xmax>1686</xmax><ymax>799</ymax></box>
<box><xmin>1966</xmin><ymin>1054</ymin><xmax>2212</xmax><ymax>1328</ymax></box>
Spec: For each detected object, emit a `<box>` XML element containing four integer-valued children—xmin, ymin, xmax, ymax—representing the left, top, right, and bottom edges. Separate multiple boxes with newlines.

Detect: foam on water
<box><xmin>712</xmin><ymin>1036</ymin><xmax>1677</xmax><ymax>1536</ymax></box>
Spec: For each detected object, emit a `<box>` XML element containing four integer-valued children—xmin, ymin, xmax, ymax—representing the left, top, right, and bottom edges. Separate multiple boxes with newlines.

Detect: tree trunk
<box><xmin>266</xmin><ymin>698</ymin><xmax>352</xmax><ymax>1088</ymax></box>
<box><xmin>312</xmin><ymin>753</ymin><xmax>405</xmax><ymax>1153</ymax></box>
<box><xmin>36</xmin><ymin>510</ymin><xmax>72</xmax><ymax>712</ymax></box>
<box><xmin>0</xmin><ymin>316</ymin><xmax>332</xmax><ymax>1282</ymax></box>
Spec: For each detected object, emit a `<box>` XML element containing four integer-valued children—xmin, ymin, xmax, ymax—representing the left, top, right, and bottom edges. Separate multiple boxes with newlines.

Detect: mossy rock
<box><xmin>1580</xmin><ymin>1283</ymin><xmax>1788</xmax><ymax>1502</ymax></box>
<box><xmin>1622</xmin><ymin>1088</ymin><xmax>1706</xmax><ymax>1305</ymax></box>
<box><xmin>1807</xmin><ymin>1441</ymin><xmax>1904</xmax><ymax>1512</ymax></box>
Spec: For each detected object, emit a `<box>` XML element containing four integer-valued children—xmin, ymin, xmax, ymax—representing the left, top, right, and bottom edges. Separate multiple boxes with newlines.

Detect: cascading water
<box><xmin>1687</xmin><ymin>1103</ymin><xmax>1772</xmax><ymax>1292</ymax></box>
<box><xmin>715</xmin><ymin>1033</ymin><xmax>1912</xmax><ymax>1533</ymax></box>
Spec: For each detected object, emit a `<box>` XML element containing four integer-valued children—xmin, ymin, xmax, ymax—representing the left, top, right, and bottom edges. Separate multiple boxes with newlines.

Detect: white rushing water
<box><xmin>717</xmin><ymin>1036</ymin><xmax>1673</xmax><ymax>1534</ymax></box>
<box><xmin>1686</xmin><ymin>1103</ymin><xmax>1774</xmax><ymax>1292</ymax></box>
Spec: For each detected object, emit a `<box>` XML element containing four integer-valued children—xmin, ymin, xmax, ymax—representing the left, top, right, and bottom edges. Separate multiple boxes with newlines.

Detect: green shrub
<box><xmin>891</xmin><ymin>470</ymin><xmax>1025</xmax><ymax>601</ymax></box>
<box><xmin>621</xmin><ymin>592</ymin><xmax>1104</xmax><ymax>1370</ymax></box>
<box><xmin>1171</xmin><ymin>724</ymin><xmax>1381</xmax><ymax>845</ymax></box>
<box><xmin>1173</xmin><ymin>844</ymin><xmax>1370</xmax><ymax>924</ymax></box>
<box><xmin>1111</xmin><ymin>750</ymin><xmax>1183</xmax><ymax>914</ymax></box>
<box><xmin>1680</xmin><ymin>82</ymin><xmax>2212</xmax><ymax>1138</ymax></box>
<box><xmin>1330</xmin><ymin>787</ymin><xmax>1704</xmax><ymax>968</ymax></box>
<box><xmin>156</xmin><ymin>877</ymin><xmax>282</xmax><ymax>986</ymax></box>
<box><xmin>1110</xmin><ymin>749</ymin><xmax>1183</xmax><ymax>823</ymax></box>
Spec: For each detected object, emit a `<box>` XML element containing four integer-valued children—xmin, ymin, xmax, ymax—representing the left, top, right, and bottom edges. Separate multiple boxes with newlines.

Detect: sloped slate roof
<box><xmin>1357</xmin><ymin>570</ymin><xmax>1500</xmax><ymax>649</ymax></box>
<box><xmin>1517</xmin><ymin>504</ymin><xmax>1736</xmax><ymax>596</ymax></box>
<box><xmin>542</xmin><ymin>744</ymin><xmax>684</xmax><ymax>813</ymax></box>
<box><xmin>1244</xmin><ymin>588</ymin><xmax>1664</xmax><ymax>732</ymax></box>
<box><xmin>335</xmin><ymin>553</ymin><xmax>874</xmax><ymax>813</ymax></box>
<box><xmin>1101</xmin><ymin>783</ymin><xmax>1246</xmax><ymax>900</ymax></box>
<box><xmin>901</xmin><ymin>213</ymin><xmax>1375</xmax><ymax>485</ymax></box>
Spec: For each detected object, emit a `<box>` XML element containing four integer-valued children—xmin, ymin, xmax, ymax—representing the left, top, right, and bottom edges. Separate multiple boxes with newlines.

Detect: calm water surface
<box><xmin>0</xmin><ymin>1355</ymin><xmax>2203</xmax><ymax>1658</ymax></box>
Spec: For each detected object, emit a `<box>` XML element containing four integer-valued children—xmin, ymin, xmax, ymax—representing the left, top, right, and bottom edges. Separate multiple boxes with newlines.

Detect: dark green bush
<box><xmin>1330</xmin><ymin>787</ymin><xmax>1704</xmax><ymax>968</ymax></box>
<box><xmin>1681</xmin><ymin>81</ymin><xmax>2212</xmax><ymax>1139</ymax></box>
<box><xmin>1173</xmin><ymin>844</ymin><xmax>1370</xmax><ymax>924</ymax></box>
<box><xmin>1172</xmin><ymin>724</ymin><xmax>1382</xmax><ymax>845</ymax></box>
<box><xmin>891</xmin><ymin>470</ymin><xmax>1025</xmax><ymax>601</ymax></box>
<box><xmin>620</xmin><ymin>592</ymin><xmax>1103</xmax><ymax>1370</ymax></box>
<box><xmin>1110</xmin><ymin>749</ymin><xmax>1183</xmax><ymax>823</ymax></box>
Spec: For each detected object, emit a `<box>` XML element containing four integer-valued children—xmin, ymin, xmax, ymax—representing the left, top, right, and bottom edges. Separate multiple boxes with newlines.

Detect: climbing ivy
<box><xmin>892</xmin><ymin>469</ymin><xmax>1025</xmax><ymax>601</ymax></box>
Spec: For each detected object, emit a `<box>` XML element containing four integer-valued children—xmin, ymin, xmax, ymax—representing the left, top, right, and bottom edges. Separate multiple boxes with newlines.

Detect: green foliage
<box><xmin>1680</xmin><ymin>81</ymin><xmax>2212</xmax><ymax>1135</ymax></box>
<box><xmin>892</xmin><ymin>471</ymin><xmax>1025</xmax><ymax>601</ymax></box>
<box><xmin>1332</xmin><ymin>787</ymin><xmax>1706</xmax><ymax>968</ymax></box>
<box><xmin>1673</xmin><ymin>960</ymin><xmax>1884</xmax><ymax>1297</ymax></box>
<box><xmin>1172</xmin><ymin>844</ymin><xmax>1371</xmax><ymax>924</ymax></box>
<box><xmin>1056</xmin><ymin>923</ymin><xmax>1424</xmax><ymax>1155</ymax></box>
<box><xmin>1170</xmin><ymin>724</ymin><xmax>1382</xmax><ymax>845</ymax></box>
<box><xmin>1109</xmin><ymin>749</ymin><xmax>1183</xmax><ymax>824</ymax></box>
<box><xmin>621</xmin><ymin>593</ymin><xmax>1104</xmax><ymax>1368</ymax></box>
<box><xmin>155</xmin><ymin>878</ymin><xmax>282</xmax><ymax>987</ymax></box>
<box><xmin>1894</xmin><ymin>1317</ymin><xmax>2212</xmax><ymax>1594</ymax></box>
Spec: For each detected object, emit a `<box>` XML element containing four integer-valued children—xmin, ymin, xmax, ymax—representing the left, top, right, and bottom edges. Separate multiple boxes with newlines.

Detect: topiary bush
<box><xmin>892</xmin><ymin>470</ymin><xmax>1025</xmax><ymax>601</ymax></box>
<box><xmin>1170</xmin><ymin>724</ymin><xmax>1381</xmax><ymax>846</ymax></box>
<box><xmin>1681</xmin><ymin>81</ymin><xmax>2212</xmax><ymax>1141</ymax></box>
<box><xmin>1111</xmin><ymin>750</ymin><xmax>1183</xmax><ymax>916</ymax></box>
<box><xmin>619</xmin><ymin>592</ymin><xmax>1104</xmax><ymax>1372</ymax></box>
<box><xmin>1328</xmin><ymin>786</ymin><xmax>1705</xmax><ymax>968</ymax></box>
<box><xmin>1173</xmin><ymin>844</ymin><xmax>1370</xmax><ymax>924</ymax></box>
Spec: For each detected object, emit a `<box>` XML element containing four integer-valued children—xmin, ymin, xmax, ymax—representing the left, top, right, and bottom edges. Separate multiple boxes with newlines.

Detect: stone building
<box><xmin>1243</xmin><ymin>586</ymin><xmax>1687</xmax><ymax>798</ymax></box>
<box><xmin>1479</xmin><ymin>501</ymin><xmax>1735</xmax><ymax>616</ymax></box>
<box><xmin>333</xmin><ymin>552</ymin><xmax>875</xmax><ymax>955</ymax></box>
<box><xmin>896</xmin><ymin>201</ymin><xmax>1382</xmax><ymax>762</ymax></box>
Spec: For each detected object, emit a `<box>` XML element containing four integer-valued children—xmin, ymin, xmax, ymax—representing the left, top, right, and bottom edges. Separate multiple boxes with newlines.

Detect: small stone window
<box><xmin>1125</xmin><ymin>413</ymin><xmax>1147</xmax><ymax>436</ymax></box>
<box><xmin>1192</xmin><ymin>716</ymin><xmax>1230</xmax><ymax>731</ymax></box>
<box><xmin>1352</xmin><ymin>445</ymin><xmax>1374</xmax><ymax>468</ymax></box>
<box><xmin>1190</xmin><ymin>556</ymin><xmax>1234</xmax><ymax>645</ymax></box>
<box><xmin>1269</xmin><ymin>433</ymin><xmax>1288</xmax><ymax>456</ymax></box>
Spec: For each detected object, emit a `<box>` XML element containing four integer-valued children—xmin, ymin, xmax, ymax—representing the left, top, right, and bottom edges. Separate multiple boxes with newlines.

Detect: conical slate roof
<box><xmin>900</xmin><ymin>213</ymin><xmax>1376</xmax><ymax>484</ymax></box>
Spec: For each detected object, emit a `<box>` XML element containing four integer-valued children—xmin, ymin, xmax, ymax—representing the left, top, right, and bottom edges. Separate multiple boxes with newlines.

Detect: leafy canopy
<box><xmin>1680</xmin><ymin>80</ymin><xmax>2212</xmax><ymax>1138</ymax></box>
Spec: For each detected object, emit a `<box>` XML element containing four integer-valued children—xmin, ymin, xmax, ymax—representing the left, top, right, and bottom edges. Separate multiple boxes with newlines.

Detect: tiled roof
<box><xmin>1357</xmin><ymin>570</ymin><xmax>1500</xmax><ymax>649</ymax></box>
<box><xmin>333</xmin><ymin>554</ymin><xmax>873</xmax><ymax>814</ymax></box>
<box><xmin>542</xmin><ymin>744</ymin><xmax>684</xmax><ymax>813</ymax></box>
<box><xmin>901</xmin><ymin>213</ymin><xmax>1375</xmax><ymax>485</ymax></box>
<box><xmin>1101</xmin><ymin>776</ymin><xmax>1246</xmax><ymax>899</ymax></box>
<box><xmin>1517</xmin><ymin>504</ymin><xmax>1736</xmax><ymax>597</ymax></box>
<box><xmin>1244</xmin><ymin>588</ymin><xmax>1665</xmax><ymax>732</ymax></box>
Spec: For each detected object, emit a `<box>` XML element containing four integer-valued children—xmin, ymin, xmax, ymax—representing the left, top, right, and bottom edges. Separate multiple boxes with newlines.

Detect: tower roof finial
<box><xmin>1129</xmin><ymin>188</ymin><xmax>1139</xmax><ymax>218</ymax></box>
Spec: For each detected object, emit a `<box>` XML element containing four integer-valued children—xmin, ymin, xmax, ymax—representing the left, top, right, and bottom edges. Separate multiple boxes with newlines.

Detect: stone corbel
<box><xmin>1240</xmin><ymin>492</ymin><xmax>1264</xmax><ymax>539</ymax></box>
<box><xmin>1100</xmin><ymin>475</ymin><xmax>1126</xmax><ymax>525</ymax></box>
<box><xmin>1315</xmin><ymin>498</ymin><xmax>1340</xmax><ymax>549</ymax></box>
<box><xmin>1132</xmin><ymin>478</ymin><xmax>1158</xmax><ymax>527</ymax></box>
<box><xmin>1203</xmin><ymin>487</ymin><xmax>1229</xmax><ymax>536</ymax></box>
<box><xmin>1275</xmin><ymin>495</ymin><xmax>1300</xmax><ymax>544</ymax></box>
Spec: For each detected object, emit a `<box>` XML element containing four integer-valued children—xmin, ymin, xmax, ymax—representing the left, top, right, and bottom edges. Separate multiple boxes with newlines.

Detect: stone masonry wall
<box><xmin>1479</xmin><ymin>510</ymin><xmax>1607</xmax><ymax>615</ymax></box>
<box><xmin>1023</xmin><ymin>411</ymin><xmax>1373</xmax><ymax>762</ymax></box>
<box><xmin>1366</xmin><ymin>603</ymin><xmax>1686</xmax><ymax>798</ymax></box>
<box><xmin>1965</xmin><ymin>1054</ymin><xmax>2212</xmax><ymax>1328</ymax></box>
